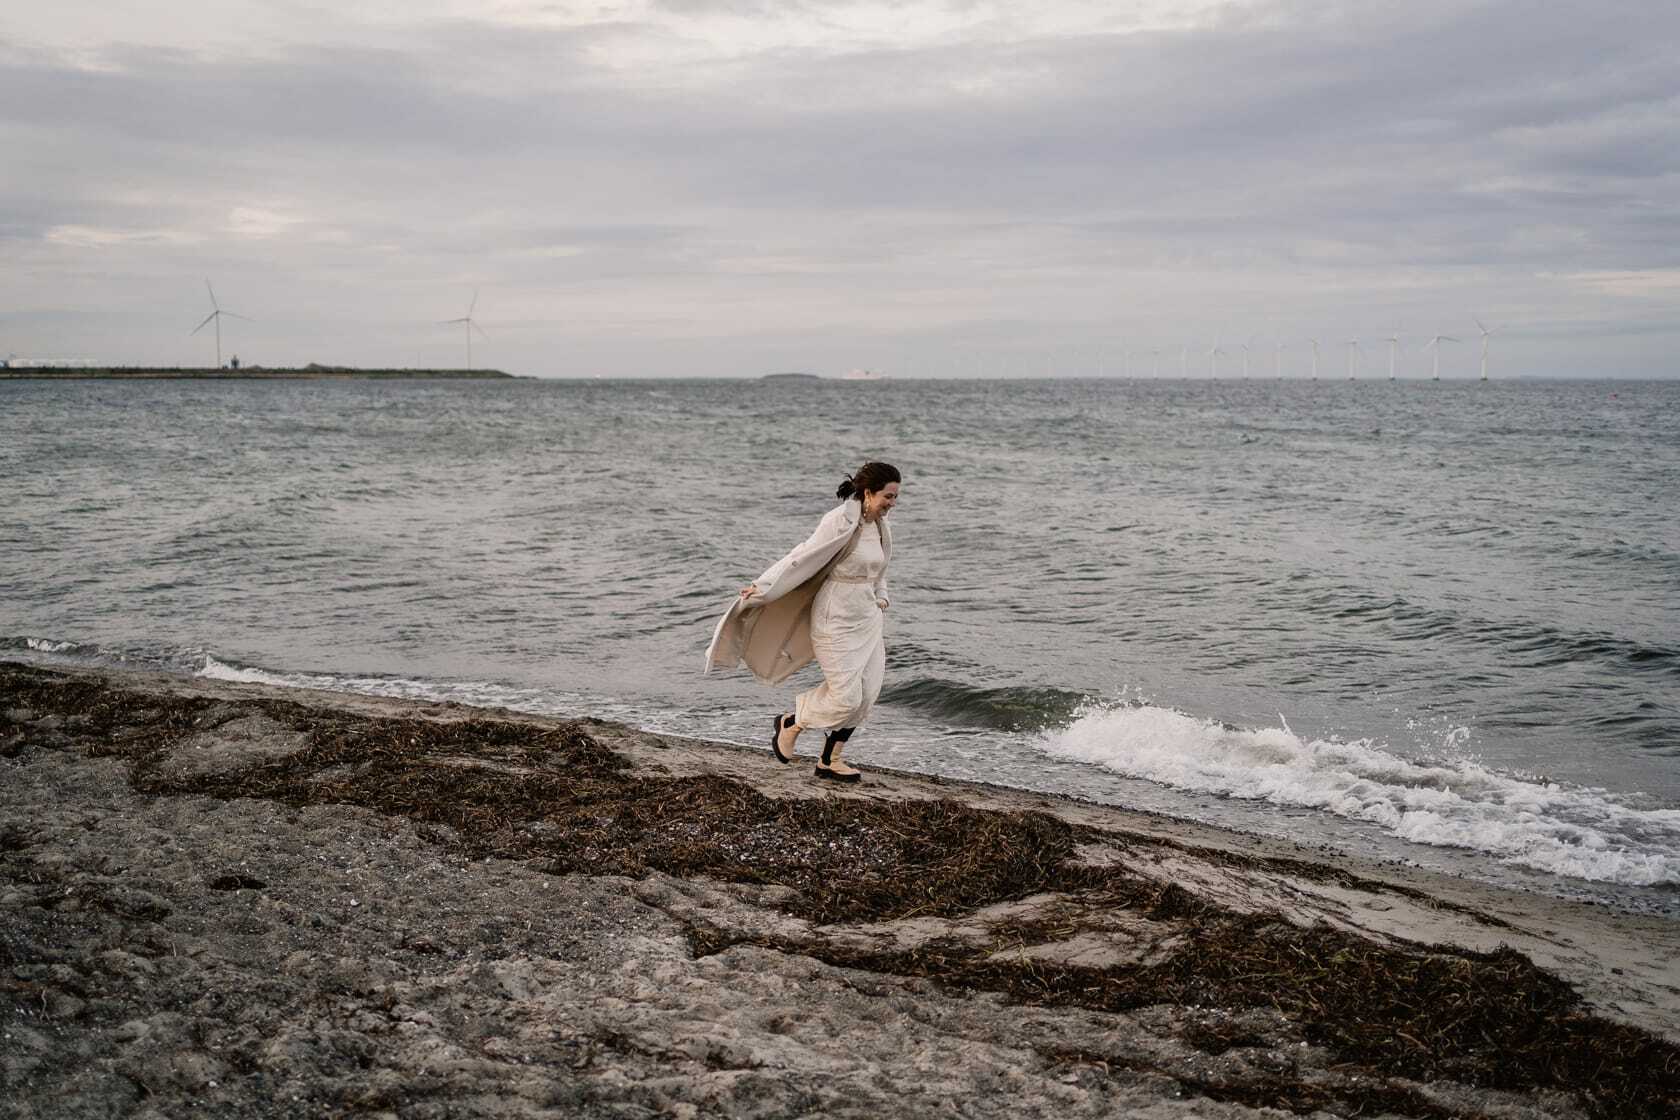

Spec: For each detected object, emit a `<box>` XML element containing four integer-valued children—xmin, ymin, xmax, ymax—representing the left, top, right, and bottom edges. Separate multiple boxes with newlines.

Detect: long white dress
<box><xmin>795</xmin><ymin>519</ymin><xmax>887</xmax><ymax>731</ymax></box>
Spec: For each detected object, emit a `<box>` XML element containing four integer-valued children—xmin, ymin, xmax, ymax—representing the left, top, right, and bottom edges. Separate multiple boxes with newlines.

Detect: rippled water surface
<box><xmin>4</xmin><ymin>376</ymin><xmax>1677</xmax><ymax>913</ymax></box>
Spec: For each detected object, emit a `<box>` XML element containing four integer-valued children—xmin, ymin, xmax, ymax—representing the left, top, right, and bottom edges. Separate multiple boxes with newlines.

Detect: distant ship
<box><xmin>840</xmin><ymin>368</ymin><xmax>888</xmax><ymax>381</ymax></box>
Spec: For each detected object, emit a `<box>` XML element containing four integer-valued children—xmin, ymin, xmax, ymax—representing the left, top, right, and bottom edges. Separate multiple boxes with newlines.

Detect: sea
<box><xmin>3</xmin><ymin>375</ymin><xmax>1677</xmax><ymax>917</ymax></box>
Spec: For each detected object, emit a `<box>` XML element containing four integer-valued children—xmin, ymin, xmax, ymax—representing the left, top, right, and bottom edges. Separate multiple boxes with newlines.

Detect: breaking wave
<box><xmin>1036</xmin><ymin>703</ymin><xmax>1680</xmax><ymax>887</ymax></box>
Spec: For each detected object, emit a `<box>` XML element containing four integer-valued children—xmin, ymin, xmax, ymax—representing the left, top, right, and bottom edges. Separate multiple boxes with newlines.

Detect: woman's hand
<box><xmin>740</xmin><ymin>584</ymin><xmax>760</xmax><ymax>599</ymax></box>
<box><xmin>876</xmin><ymin>597</ymin><xmax>889</xmax><ymax>611</ymax></box>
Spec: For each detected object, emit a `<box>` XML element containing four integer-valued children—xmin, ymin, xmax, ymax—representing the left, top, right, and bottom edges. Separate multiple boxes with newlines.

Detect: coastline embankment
<box><xmin>0</xmin><ymin>367</ymin><xmax>515</xmax><ymax>379</ymax></box>
<box><xmin>3</xmin><ymin>660</ymin><xmax>1677</xmax><ymax>1118</ymax></box>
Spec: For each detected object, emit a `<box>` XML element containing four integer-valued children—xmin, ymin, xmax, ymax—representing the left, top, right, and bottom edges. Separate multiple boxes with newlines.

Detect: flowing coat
<box><xmin>704</xmin><ymin>501</ymin><xmax>892</xmax><ymax>685</ymax></box>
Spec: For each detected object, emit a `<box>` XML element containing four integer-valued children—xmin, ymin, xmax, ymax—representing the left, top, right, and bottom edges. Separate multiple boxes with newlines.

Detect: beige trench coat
<box><xmin>704</xmin><ymin>501</ymin><xmax>892</xmax><ymax>685</ymax></box>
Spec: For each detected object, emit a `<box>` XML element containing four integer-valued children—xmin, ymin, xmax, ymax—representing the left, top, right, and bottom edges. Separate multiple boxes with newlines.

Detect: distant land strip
<box><xmin>0</xmin><ymin>366</ymin><xmax>516</xmax><ymax>380</ymax></box>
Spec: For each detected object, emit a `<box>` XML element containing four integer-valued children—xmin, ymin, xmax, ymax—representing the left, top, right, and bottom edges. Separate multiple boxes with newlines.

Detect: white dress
<box><xmin>795</xmin><ymin>519</ymin><xmax>887</xmax><ymax>731</ymax></box>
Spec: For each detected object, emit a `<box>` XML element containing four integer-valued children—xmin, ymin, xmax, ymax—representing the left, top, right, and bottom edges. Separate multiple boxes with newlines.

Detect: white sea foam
<box><xmin>1037</xmin><ymin>703</ymin><xmax>1680</xmax><ymax>887</ymax></box>
<box><xmin>25</xmin><ymin>637</ymin><xmax>79</xmax><ymax>653</ymax></box>
<box><xmin>199</xmin><ymin>656</ymin><xmax>299</xmax><ymax>687</ymax></box>
<box><xmin>194</xmin><ymin>655</ymin><xmax>635</xmax><ymax>724</ymax></box>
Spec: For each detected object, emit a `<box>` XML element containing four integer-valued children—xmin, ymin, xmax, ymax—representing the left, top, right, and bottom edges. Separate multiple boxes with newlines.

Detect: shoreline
<box><xmin>5</xmin><ymin>659</ymin><xmax>1678</xmax><ymax>1117</ymax></box>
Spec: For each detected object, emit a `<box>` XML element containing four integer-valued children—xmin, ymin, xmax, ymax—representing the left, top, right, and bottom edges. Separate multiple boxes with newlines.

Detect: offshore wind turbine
<box><xmin>1208</xmin><ymin>337</ymin><xmax>1226</xmax><ymax>380</ymax></box>
<box><xmin>1474</xmin><ymin>317</ymin><xmax>1500</xmax><ymax>381</ymax></box>
<box><xmin>1422</xmin><ymin>334</ymin><xmax>1458</xmax><ymax>381</ymax></box>
<box><xmin>1308</xmin><ymin>337</ymin><xmax>1320</xmax><ymax>380</ymax></box>
<box><xmin>1274</xmin><ymin>341</ymin><xmax>1286</xmax><ymax>379</ymax></box>
<box><xmin>1151</xmin><ymin>347</ymin><xmax>1161</xmax><ymax>378</ymax></box>
<box><xmin>189</xmin><ymin>279</ymin><xmax>251</xmax><ymax>368</ymax></box>
<box><xmin>1346</xmin><ymin>338</ymin><xmax>1360</xmax><ymax>380</ymax></box>
<box><xmin>1384</xmin><ymin>329</ymin><xmax>1402</xmax><ymax>381</ymax></box>
<box><xmin>1179</xmin><ymin>344</ymin><xmax>1189</xmax><ymax>379</ymax></box>
<box><xmin>1239</xmin><ymin>337</ymin><xmax>1253</xmax><ymax>379</ymax></box>
<box><xmin>440</xmin><ymin>288</ymin><xmax>489</xmax><ymax>371</ymax></box>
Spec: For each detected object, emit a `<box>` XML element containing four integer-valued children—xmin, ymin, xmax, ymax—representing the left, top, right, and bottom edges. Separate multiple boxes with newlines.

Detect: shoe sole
<box><xmin>814</xmin><ymin>767</ymin><xmax>861</xmax><ymax>784</ymax></box>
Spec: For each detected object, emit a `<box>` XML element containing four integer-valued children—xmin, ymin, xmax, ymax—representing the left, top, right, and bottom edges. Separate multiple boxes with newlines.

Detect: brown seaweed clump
<box><xmin>5</xmin><ymin>661</ymin><xmax>1679</xmax><ymax>1119</ymax></box>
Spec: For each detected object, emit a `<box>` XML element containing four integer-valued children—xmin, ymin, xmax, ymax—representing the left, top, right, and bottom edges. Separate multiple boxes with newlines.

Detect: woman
<box><xmin>704</xmin><ymin>462</ymin><xmax>900</xmax><ymax>783</ymax></box>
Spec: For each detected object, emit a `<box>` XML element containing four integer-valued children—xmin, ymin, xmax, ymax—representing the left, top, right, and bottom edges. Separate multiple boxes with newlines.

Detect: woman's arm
<box><xmin>874</xmin><ymin>521</ymin><xmax>891</xmax><ymax>608</ymax></box>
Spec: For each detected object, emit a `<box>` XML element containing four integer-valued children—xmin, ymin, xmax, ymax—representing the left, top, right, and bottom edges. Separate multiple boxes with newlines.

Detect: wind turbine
<box><xmin>1422</xmin><ymin>335</ymin><xmax>1458</xmax><ymax>381</ymax></box>
<box><xmin>1308</xmin><ymin>337</ymin><xmax>1320</xmax><ymax>380</ymax></box>
<box><xmin>189</xmin><ymin>280</ymin><xmax>251</xmax><ymax>368</ymax></box>
<box><xmin>1208</xmin><ymin>337</ymin><xmax>1226</xmax><ymax>380</ymax></box>
<box><xmin>441</xmin><ymin>289</ymin><xmax>489</xmax><ymax>371</ymax></box>
<box><xmin>1239</xmin><ymin>337</ymin><xmax>1254</xmax><ymax>379</ymax></box>
<box><xmin>1384</xmin><ymin>328</ymin><xmax>1402</xmax><ymax>381</ymax></box>
<box><xmin>1474</xmin><ymin>317</ymin><xmax>1499</xmax><ymax>381</ymax></box>
<box><xmin>1346</xmin><ymin>338</ymin><xmax>1360</xmax><ymax>380</ymax></box>
<box><xmin>1274</xmin><ymin>341</ymin><xmax>1286</xmax><ymax>379</ymax></box>
<box><xmin>1151</xmin><ymin>347</ymin><xmax>1161</xmax><ymax>378</ymax></box>
<box><xmin>1179</xmin><ymin>345</ymin><xmax>1189</xmax><ymax>379</ymax></box>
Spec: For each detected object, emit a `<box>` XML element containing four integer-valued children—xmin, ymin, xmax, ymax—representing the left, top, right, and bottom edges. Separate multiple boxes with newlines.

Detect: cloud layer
<box><xmin>3</xmin><ymin>1</ymin><xmax>1677</xmax><ymax>376</ymax></box>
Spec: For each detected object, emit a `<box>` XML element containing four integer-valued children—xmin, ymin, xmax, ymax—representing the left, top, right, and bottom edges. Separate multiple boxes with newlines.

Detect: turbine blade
<box><xmin>472</xmin><ymin>322</ymin><xmax>489</xmax><ymax>339</ymax></box>
<box><xmin>205</xmin><ymin>278</ymin><xmax>218</xmax><ymax>309</ymax></box>
<box><xmin>440</xmin><ymin>317</ymin><xmax>468</xmax><ymax>324</ymax></box>
<box><xmin>468</xmin><ymin>288</ymin><xmax>479</xmax><ymax>315</ymax></box>
<box><xmin>1474</xmin><ymin>316</ymin><xmax>1488</xmax><ymax>333</ymax></box>
<box><xmin>190</xmin><ymin>310</ymin><xmax>217</xmax><ymax>334</ymax></box>
<box><xmin>223</xmin><ymin>312</ymin><xmax>254</xmax><ymax>322</ymax></box>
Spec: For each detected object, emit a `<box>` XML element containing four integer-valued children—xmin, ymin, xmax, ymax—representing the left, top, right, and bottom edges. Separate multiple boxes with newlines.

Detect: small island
<box><xmin>0</xmin><ymin>364</ymin><xmax>517</xmax><ymax>380</ymax></box>
<box><xmin>761</xmin><ymin>371</ymin><xmax>822</xmax><ymax>381</ymax></box>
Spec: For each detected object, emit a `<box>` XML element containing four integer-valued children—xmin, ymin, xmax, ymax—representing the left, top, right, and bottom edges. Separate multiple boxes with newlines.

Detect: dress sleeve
<box><xmin>873</xmin><ymin>526</ymin><xmax>890</xmax><ymax>607</ymax></box>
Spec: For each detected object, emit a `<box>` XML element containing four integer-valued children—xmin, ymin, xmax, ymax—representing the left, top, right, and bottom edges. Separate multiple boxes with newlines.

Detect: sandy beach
<box><xmin>3</xmin><ymin>660</ymin><xmax>1677</xmax><ymax>1119</ymax></box>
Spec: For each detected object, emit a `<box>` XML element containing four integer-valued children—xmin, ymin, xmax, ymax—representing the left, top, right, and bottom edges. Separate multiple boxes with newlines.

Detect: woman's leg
<box><xmin>815</xmin><ymin>726</ymin><xmax>860</xmax><ymax>782</ymax></box>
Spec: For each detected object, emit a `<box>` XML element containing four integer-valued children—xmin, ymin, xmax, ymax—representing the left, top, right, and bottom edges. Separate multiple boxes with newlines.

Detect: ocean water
<box><xmin>3</xmin><ymin>375</ymin><xmax>1677</xmax><ymax>915</ymax></box>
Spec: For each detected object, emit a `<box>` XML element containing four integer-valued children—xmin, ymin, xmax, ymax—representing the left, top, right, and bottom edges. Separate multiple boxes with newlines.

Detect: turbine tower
<box><xmin>189</xmin><ymin>279</ymin><xmax>251</xmax><ymax>368</ymax></box>
<box><xmin>1384</xmin><ymin>329</ymin><xmax>1402</xmax><ymax>381</ymax></box>
<box><xmin>1208</xmin><ymin>337</ymin><xmax>1226</xmax><ymax>380</ymax></box>
<box><xmin>1474</xmin><ymin>317</ymin><xmax>1499</xmax><ymax>381</ymax></box>
<box><xmin>1346</xmin><ymin>338</ymin><xmax>1360</xmax><ymax>380</ymax></box>
<box><xmin>1308</xmin><ymin>337</ymin><xmax>1320</xmax><ymax>380</ymax></box>
<box><xmin>1274</xmin><ymin>341</ymin><xmax>1286</xmax><ymax>379</ymax></box>
<box><xmin>1239</xmin><ymin>337</ymin><xmax>1253</xmax><ymax>379</ymax></box>
<box><xmin>441</xmin><ymin>289</ymin><xmax>489</xmax><ymax>371</ymax></box>
<box><xmin>1179</xmin><ymin>345</ymin><xmax>1188</xmax><ymax>379</ymax></box>
<box><xmin>1151</xmin><ymin>347</ymin><xmax>1161</xmax><ymax>378</ymax></box>
<box><xmin>1422</xmin><ymin>335</ymin><xmax>1458</xmax><ymax>381</ymax></box>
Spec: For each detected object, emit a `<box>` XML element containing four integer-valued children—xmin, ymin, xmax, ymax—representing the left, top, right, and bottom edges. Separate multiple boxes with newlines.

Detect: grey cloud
<box><xmin>4</xmin><ymin>1</ymin><xmax>1680</xmax><ymax>375</ymax></box>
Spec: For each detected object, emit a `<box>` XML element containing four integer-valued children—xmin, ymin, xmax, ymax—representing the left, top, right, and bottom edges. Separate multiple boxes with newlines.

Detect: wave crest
<box><xmin>1037</xmin><ymin>703</ymin><xmax>1680</xmax><ymax>887</ymax></box>
<box><xmin>879</xmin><ymin>676</ymin><xmax>1092</xmax><ymax>731</ymax></box>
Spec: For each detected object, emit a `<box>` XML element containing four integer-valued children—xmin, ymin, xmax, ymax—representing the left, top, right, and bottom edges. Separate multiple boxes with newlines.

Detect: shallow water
<box><xmin>4</xmin><ymin>375</ymin><xmax>1677</xmax><ymax>914</ymax></box>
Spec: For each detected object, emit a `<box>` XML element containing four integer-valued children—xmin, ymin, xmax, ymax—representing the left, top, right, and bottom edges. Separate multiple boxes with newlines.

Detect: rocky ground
<box><xmin>3</xmin><ymin>661</ymin><xmax>1678</xmax><ymax>1119</ymax></box>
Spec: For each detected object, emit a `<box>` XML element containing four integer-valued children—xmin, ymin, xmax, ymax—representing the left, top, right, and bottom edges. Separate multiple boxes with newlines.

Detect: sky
<box><xmin>3</xmin><ymin>0</ymin><xmax>1678</xmax><ymax>378</ymax></box>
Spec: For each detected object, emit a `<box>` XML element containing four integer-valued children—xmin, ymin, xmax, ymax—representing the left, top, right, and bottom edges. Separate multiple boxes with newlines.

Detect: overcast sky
<box><xmin>4</xmin><ymin>1</ymin><xmax>1677</xmax><ymax>377</ymax></box>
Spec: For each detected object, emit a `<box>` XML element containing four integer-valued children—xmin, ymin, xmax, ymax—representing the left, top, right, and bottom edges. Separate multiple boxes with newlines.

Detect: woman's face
<box><xmin>865</xmin><ymin>481</ymin><xmax>900</xmax><ymax>519</ymax></box>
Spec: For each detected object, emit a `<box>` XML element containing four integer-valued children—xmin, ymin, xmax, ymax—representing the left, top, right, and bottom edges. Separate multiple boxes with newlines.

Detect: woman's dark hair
<box><xmin>836</xmin><ymin>461</ymin><xmax>900</xmax><ymax>501</ymax></box>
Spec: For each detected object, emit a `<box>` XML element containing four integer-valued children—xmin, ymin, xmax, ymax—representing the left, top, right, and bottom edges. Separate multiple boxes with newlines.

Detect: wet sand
<box><xmin>3</xmin><ymin>660</ymin><xmax>1677</xmax><ymax>1118</ymax></box>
